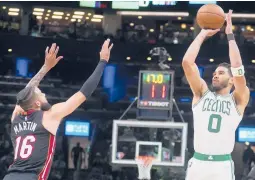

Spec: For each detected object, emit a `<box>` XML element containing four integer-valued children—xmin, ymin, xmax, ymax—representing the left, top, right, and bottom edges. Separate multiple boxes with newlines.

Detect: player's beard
<box><xmin>41</xmin><ymin>102</ymin><xmax>52</xmax><ymax>111</ymax></box>
<box><xmin>211</xmin><ymin>79</ymin><xmax>229</xmax><ymax>92</ymax></box>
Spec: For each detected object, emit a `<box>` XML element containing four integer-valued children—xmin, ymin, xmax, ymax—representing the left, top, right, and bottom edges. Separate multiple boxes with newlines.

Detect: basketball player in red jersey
<box><xmin>4</xmin><ymin>39</ymin><xmax>113</xmax><ymax>180</ymax></box>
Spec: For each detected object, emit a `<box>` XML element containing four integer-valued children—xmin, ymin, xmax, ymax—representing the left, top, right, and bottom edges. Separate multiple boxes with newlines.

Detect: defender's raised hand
<box><xmin>225</xmin><ymin>9</ymin><xmax>233</xmax><ymax>34</ymax></box>
<box><xmin>100</xmin><ymin>39</ymin><xmax>113</xmax><ymax>62</ymax></box>
<box><xmin>44</xmin><ymin>43</ymin><xmax>63</xmax><ymax>69</ymax></box>
<box><xmin>25</xmin><ymin>43</ymin><xmax>63</xmax><ymax>88</ymax></box>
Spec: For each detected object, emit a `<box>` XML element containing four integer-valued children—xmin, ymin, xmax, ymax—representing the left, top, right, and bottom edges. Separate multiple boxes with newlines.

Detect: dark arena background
<box><xmin>1</xmin><ymin>1</ymin><xmax>255</xmax><ymax>180</ymax></box>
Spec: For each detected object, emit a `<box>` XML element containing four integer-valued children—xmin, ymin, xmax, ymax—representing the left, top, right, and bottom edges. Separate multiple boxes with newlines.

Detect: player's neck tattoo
<box><xmin>26</xmin><ymin>65</ymin><xmax>50</xmax><ymax>88</ymax></box>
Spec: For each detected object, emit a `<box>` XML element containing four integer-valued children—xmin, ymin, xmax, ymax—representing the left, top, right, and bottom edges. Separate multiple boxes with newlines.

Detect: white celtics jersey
<box><xmin>192</xmin><ymin>90</ymin><xmax>242</xmax><ymax>155</ymax></box>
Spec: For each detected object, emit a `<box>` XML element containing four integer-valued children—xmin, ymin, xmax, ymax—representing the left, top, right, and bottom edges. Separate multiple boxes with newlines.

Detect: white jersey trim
<box><xmin>231</xmin><ymin>93</ymin><xmax>241</xmax><ymax>116</ymax></box>
<box><xmin>192</xmin><ymin>89</ymin><xmax>210</xmax><ymax>109</ymax></box>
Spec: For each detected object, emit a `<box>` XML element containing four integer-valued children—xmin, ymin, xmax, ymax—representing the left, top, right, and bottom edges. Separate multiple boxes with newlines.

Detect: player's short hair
<box><xmin>16</xmin><ymin>86</ymin><xmax>37</xmax><ymax>111</ymax></box>
<box><xmin>217</xmin><ymin>62</ymin><xmax>233</xmax><ymax>77</ymax></box>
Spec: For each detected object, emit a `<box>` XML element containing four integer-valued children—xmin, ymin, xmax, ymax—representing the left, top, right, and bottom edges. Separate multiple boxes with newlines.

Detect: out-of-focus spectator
<box><xmin>71</xmin><ymin>142</ymin><xmax>85</xmax><ymax>170</ymax></box>
<box><xmin>28</xmin><ymin>14</ymin><xmax>37</xmax><ymax>34</ymax></box>
<box><xmin>243</xmin><ymin>145</ymin><xmax>255</xmax><ymax>177</ymax></box>
<box><xmin>92</xmin><ymin>152</ymin><xmax>105</xmax><ymax>168</ymax></box>
<box><xmin>0</xmin><ymin>151</ymin><xmax>13</xmax><ymax>179</ymax></box>
<box><xmin>50</xmin><ymin>154</ymin><xmax>66</xmax><ymax>180</ymax></box>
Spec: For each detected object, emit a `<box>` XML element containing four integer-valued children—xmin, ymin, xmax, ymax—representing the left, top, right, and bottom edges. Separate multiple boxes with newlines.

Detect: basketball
<box><xmin>196</xmin><ymin>4</ymin><xmax>225</xmax><ymax>29</ymax></box>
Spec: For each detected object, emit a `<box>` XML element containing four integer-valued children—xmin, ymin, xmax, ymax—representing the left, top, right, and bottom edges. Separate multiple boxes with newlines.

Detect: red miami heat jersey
<box><xmin>8</xmin><ymin>110</ymin><xmax>56</xmax><ymax>180</ymax></box>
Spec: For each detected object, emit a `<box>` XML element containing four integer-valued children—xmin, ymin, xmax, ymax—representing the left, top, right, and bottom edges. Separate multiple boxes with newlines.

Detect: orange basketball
<box><xmin>196</xmin><ymin>4</ymin><xmax>225</xmax><ymax>29</ymax></box>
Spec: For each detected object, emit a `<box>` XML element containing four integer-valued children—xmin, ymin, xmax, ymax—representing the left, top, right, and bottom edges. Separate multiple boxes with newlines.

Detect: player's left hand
<box><xmin>100</xmin><ymin>39</ymin><xmax>113</xmax><ymax>62</ymax></box>
<box><xmin>44</xmin><ymin>43</ymin><xmax>63</xmax><ymax>69</ymax></box>
<box><xmin>201</xmin><ymin>29</ymin><xmax>220</xmax><ymax>37</ymax></box>
<box><xmin>225</xmin><ymin>9</ymin><xmax>233</xmax><ymax>34</ymax></box>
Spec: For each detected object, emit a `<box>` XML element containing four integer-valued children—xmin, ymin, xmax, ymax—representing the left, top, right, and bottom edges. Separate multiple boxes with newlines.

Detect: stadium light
<box><xmin>52</xmin><ymin>15</ymin><xmax>62</xmax><ymax>19</ymax></box>
<box><xmin>93</xmin><ymin>15</ymin><xmax>104</xmax><ymax>18</ymax></box>
<box><xmin>91</xmin><ymin>18</ymin><xmax>101</xmax><ymax>22</ymax></box>
<box><xmin>53</xmin><ymin>12</ymin><xmax>64</xmax><ymax>16</ymax></box>
<box><xmin>246</xmin><ymin>25</ymin><xmax>251</xmax><ymax>30</ymax></box>
<box><xmin>181</xmin><ymin>24</ymin><xmax>187</xmax><ymax>29</ymax></box>
<box><xmin>9</xmin><ymin>8</ymin><xmax>19</xmax><ymax>12</ymax></box>
<box><xmin>33</xmin><ymin>12</ymin><xmax>43</xmax><ymax>16</ymax></box>
<box><xmin>74</xmin><ymin>11</ymin><xmax>85</xmax><ymax>15</ymax></box>
<box><xmin>8</xmin><ymin>12</ymin><xmax>19</xmax><ymax>16</ymax></box>
<box><xmin>117</xmin><ymin>11</ymin><xmax>189</xmax><ymax>17</ymax></box>
<box><xmin>33</xmin><ymin>8</ymin><xmax>44</xmax><ymax>12</ymax></box>
<box><xmin>232</xmin><ymin>13</ymin><xmax>255</xmax><ymax>18</ymax></box>
<box><xmin>72</xmin><ymin>15</ymin><xmax>83</xmax><ymax>19</ymax></box>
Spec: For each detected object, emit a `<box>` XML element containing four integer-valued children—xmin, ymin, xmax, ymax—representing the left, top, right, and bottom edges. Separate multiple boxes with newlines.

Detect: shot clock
<box><xmin>137</xmin><ymin>70</ymin><xmax>174</xmax><ymax>110</ymax></box>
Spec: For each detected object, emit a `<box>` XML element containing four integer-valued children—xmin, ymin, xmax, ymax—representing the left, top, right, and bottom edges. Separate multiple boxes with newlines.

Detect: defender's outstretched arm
<box><xmin>26</xmin><ymin>44</ymin><xmax>63</xmax><ymax>88</ymax></box>
<box><xmin>44</xmin><ymin>39</ymin><xmax>113</xmax><ymax>135</ymax></box>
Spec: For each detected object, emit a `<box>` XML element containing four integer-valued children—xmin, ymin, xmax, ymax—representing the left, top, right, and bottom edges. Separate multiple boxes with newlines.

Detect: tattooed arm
<box><xmin>12</xmin><ymin>43</ymin><xmax>63</xmax><ymax>121</ymax></box>
<box><xmin>26</xmin><ymin>43</ymin><xmax>63</xmax><ymax>87</ymax></box>
<box><xmin>26</xmin><ymin>65</ymin><xmax>50</xmax><ymax>87</ymax></box>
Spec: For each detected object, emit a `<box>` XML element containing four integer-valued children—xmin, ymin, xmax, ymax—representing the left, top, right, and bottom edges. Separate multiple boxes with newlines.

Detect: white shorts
<box><xmin>185</xmin><ymin>157</ymin><xmax>235</xmax><ymax>180</ymax></box>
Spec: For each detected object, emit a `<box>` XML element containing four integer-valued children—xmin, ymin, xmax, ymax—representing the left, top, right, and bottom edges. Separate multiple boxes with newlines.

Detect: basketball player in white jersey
<box><xmin>183</xmin><ymin>10</ymin><xmax>250</xmax><ymax>180</ymax></box>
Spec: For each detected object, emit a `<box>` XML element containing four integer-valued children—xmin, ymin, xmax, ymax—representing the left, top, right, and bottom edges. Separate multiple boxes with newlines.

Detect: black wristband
<box><xmin>227</xmin><ymin>33</ymin><xmax>235</xmax><ymax>41</ymax></box>
<box><xmin>80</xmin><ymin>60</ymin><xmax>107</xmax><ymax>98</ymax></box>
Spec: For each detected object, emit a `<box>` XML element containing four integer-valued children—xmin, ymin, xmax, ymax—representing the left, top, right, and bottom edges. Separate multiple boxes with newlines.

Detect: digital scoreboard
<box><xmin>238</xmin><ymin>127</ymin><xmax>255</xmax><ymax>142</ymax></box>
<box><xmin>65</xmin><ymin>121</ymin><xmax>90</xmax><ymax>137</ymax></box>
<box><xmin>137</xmin><ymin>70</ymin><xmax>174</xmax><ymax>110</ymax></box>
<box><xmin>79</xmin><ymin>1</ymin><xmax>185</xmax><ymax>11</ymax></box>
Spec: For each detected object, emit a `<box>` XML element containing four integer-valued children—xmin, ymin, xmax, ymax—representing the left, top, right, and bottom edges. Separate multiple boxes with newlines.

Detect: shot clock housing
<box><xmin>137</xmin><ymin>70</ymin><xmax>175</xmax><ymax>120</ymax></box>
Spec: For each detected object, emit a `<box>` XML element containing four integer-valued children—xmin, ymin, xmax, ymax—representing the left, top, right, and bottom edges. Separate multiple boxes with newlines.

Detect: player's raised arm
<box><xmin>225</xmin><ymin>10</ymin><xmax>250</xmax><ymax>111</ymax></box>
<box><xmin>43</xmin><ymin>39</ymin><xmax>113</xmax><ymax>135</ymax></box>
<box><xmin>182</xmin><ymin>29</ymin><xmax>219</xmax><ymax>97</ymax></box>
<box><xmin>26</xmin><ymin>43</ymin><xmax>63</xmax><ymax>88</ymax></box>
<box><xmin>11</xmin><ymin>44</ymin><xmax>63</xmax><ymax>121</ymax></box>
